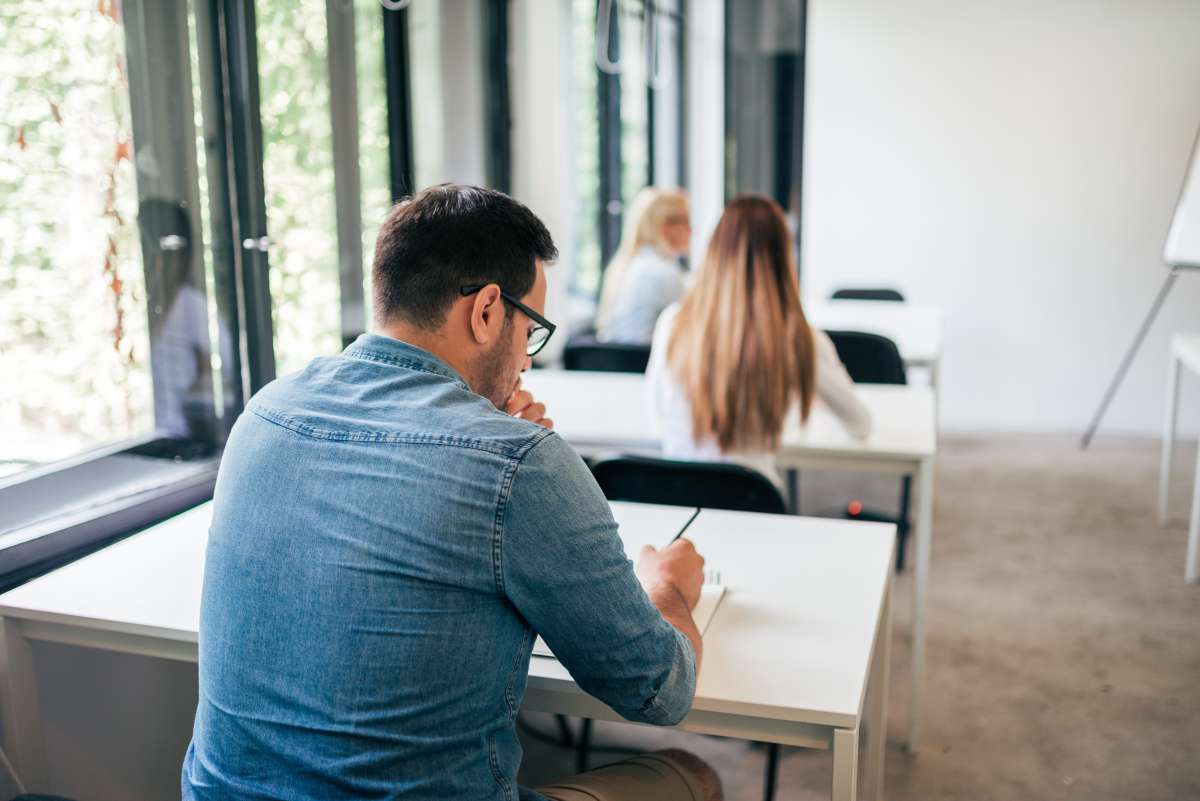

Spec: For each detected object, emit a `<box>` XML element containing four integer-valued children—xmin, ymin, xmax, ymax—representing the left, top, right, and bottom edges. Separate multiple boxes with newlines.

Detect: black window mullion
<box><xmin>383</xmin><ymin>4</ymin><xmax>415</xmax><ymax>201</ymax></box>
<box><xmin>483</xmin><ymin>0</ymin><xmax>513</xmax><ymax>194</ymax></box>
<box><xmin>215</xmin><ymin>0</ymin><xmax>276</xmax><ymax>394</ymax></box>
<box><xmin>647</xmin><ymin>82</ymin><xmax>656</xmax><ymax>186</ymax></box>
<box><xmin>598</xmin><ymin>0</ymin><xmax>623</xmax><ymax>271</ymax></box>
<box><xmin>193</xmin><ymin>0</ymin><xmax>246</xmax><ymax>429</ymax></box>
<box><xmin>792</xmin><ymin>0</ymin><xmax>807</xmax><ymax>270</ymax></box>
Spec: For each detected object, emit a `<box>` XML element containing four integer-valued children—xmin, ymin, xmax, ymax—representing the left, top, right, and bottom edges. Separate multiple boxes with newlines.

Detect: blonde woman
<box><xmin>646</xmin><ymin>195</ymin><xmax>870</xmax><ymax>483</ymax></box>
<box><xmin>595</xmin><ymin>187</ymin><xmax>691</xmax><ymax>343</ymax></box>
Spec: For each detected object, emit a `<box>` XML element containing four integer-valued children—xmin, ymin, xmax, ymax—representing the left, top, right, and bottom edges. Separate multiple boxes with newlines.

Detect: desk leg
<box><xmin>0</xmin><ymin>619</ymin><xmax>47</xmax><ymax>790</ymax></box>
<box><xmin>787</xmin><ymin>469</ymin><xmax>800</xmax><ymax>515</ymax></box>
<box><xmin>864</xmin><ymin>573</ymin><xmax>892</xmax><ymax>801</ymax></box>
<box><xmin>1160</xmin><ymin>354</ymin><xmax>1181</xmax><ymax>525</ymax></box>
<box><xmin>1187</xmin><ymin>439</ymin><xmax>1200</xmax><ymax>584</ymax></box>
<box><xmin>907</xmin><ymin>457</ymin><xmax>935</xmax><ymax>751</ymax></box>
<box><xmin>832</xmin><ymin>727</ymin><xmax>858</xmax><ymax>801</ymax></box>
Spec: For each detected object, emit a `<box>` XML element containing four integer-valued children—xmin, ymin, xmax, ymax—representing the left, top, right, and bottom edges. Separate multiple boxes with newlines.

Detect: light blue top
<box><xmin>181</xmin><ymin>334</ymin><xmax>696</xmax><ymax>801</ymax></box>
<box><xmin>600</xmin><ymin>246</ymin><xmax>686</xmax><ymax>344</ymax></box>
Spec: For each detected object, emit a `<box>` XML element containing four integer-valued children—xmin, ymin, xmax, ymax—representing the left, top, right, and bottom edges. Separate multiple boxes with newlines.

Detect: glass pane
<box><xmin>357</xmin><ymin>0</ymin><xmax>392</xmax><ymax>322</ymax></box>
<box><xmin>618</xmin><ymin>1</ymin><xmax>648</xmax><ymax>206</ymax></box>
<box><xmin>725</xmin><ymin>0</ymin><xmax>805</xmax><ymax>208</ymax></box>
<box><xmin>255</xmin><ymin>0</ymin><xmax>342</xmax><ymax>376</ymax></box>
<box><xmin>570</xmin><ymin>0</ymin><xmax>602</xmax><ymax>298</ymax></box>
<box><xmin>0</xmin><ymin>0</ymin><xmax>220</xmax><ymax>478</ymax></box>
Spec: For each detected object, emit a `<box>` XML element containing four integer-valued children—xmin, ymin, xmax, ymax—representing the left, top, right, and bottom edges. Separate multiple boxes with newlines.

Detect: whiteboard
<box><xmin>1164</xmin><ymin>126</ymin><xmax>1200</xmax><ymax>269</ymax></box>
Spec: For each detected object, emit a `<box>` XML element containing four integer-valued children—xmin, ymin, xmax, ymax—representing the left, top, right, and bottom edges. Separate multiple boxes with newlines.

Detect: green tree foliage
<box><xmin>0</xmin><ymin>0</ymin><xmax>150</xmax><ymax>473</ymax></box>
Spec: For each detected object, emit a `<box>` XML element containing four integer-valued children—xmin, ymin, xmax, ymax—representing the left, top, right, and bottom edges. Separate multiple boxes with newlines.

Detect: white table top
<box><xmin>528</xmin><ymin>508</ymin><xmax>896</xmax><ymax>727</ymax></box>
<box><xmin>806</xmin><ymin>300</ymin><xmax>944</xmax><ymax>367</ymax></box>
<box><xmin>0</xmin><ymin>501</ymin><xmax>696</xmax><ymax>642</ymax></box>
<box><xmin>524</xmin><ymin>369</ymin><xmax>937</xmax><ymax>464</ymax></box>
<box><xmin>0</xmin><ymin>503</ymin><xmax>211</xmax><ymax>643</ymax></box>
<box><xmin>0</xmin><ymin>500</ymin><xmax>894</xmax><ymax>729</ymax></box>
<box><xmin>1171</xmin><ymin>333</ymin><xmax>1200</xmax><ymax>373</ymax></box>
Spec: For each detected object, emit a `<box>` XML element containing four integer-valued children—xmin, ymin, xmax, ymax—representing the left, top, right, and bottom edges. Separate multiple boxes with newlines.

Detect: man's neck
<box><xmin>376</xmin><ymin>322</ymin><xmax>474</xmax><ymax>386</ymax></box>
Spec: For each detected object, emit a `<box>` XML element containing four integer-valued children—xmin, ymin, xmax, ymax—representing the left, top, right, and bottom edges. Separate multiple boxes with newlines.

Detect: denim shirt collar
<box><xmin>343</xmin><ymin>333</ymin><xmax>470</xmax><ymax>391</ymax></box>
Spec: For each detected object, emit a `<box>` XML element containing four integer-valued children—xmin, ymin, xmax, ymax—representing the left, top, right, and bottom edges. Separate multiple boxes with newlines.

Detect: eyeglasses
<box><xmin>460</xmin><ymin>284</ymin><xmax>557</xmax><ymax>357</ymax></box>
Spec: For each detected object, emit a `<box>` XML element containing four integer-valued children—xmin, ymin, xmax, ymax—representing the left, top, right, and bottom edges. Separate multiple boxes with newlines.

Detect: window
<box><xmin>255</xmin><ymin>0</ymin><xmax>393</xmax><ymax>375</ymax></box>
<box><xmin>1</xmin><ymin>0</ymin><xmax>226</xmax><ymax>477</ymax></box>
<box><xmin>0</xmin><ymin>0</ymin><xmax>402</xmax><ymax>586</ymax></box>
<box><xmin>568</xmin><ymin>0</ymin><xmax>686</xmax><ymax>305</ymax></box>
<box><xmin>571</xmin><ymin>0</ymin><xmax>603</xmax><ymax>298</ymax></box>
<box><xmin>725</xmin><ymin>0</ymin><xmax>806</xmax><ymax>211</ymax></box>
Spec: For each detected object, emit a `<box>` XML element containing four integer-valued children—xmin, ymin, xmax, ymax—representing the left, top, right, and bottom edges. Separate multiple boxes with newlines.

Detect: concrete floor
<box><xmin>517</xmin><ymin>435</ymin><xmax>1200</xmax><ymax>801</ymax></box>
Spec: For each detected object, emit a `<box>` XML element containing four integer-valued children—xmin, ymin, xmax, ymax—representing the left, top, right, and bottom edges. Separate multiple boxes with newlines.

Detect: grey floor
<box><xmin>517</xmin><ymin>435</ymin><xmax>1200</xmax><ymax>801</ymax></box>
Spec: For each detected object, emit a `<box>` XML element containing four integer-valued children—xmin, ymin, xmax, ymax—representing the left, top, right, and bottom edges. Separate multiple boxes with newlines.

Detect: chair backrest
<box><xmin>590</xmin><ymin>455</ymin><xmax>787</xmax><ymax>515</ymax></box>
<box><xmin>830</xmin><ymin>288</ymin><xmax>906</xmax><ymax>302</ymax></box>
<box><xmin>825</xmin><ymin>330</ymin><xmax>907</xmax><ymax>385</ymax></box>
<box><xmin>563</xmin><ymin>334</ymin><xmax>651</xmax><ymax>373</ymax></box>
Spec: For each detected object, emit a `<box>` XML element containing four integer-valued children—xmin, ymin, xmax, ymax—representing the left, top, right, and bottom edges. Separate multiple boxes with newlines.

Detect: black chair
<box><xmin>824</xmin><ymin>330</ymin><xmax>906</xmax><ymax>385</ymax></box>
<box><xmin>562</xmin><ymin>334</ymin><xmax>651</xmax><ymax>373</ymax></box>
<box><xmin>591</xmin><ymin>455</ymin><xmax>787</xmax><ymax>514</ymax></box>
<box><xmin>830</xmin><ymin>287</ymin><xmax>906</xmax><ymax>302</ymax></box>
<box><xmin>824</xmin><ymin>330</ymin><xmax>912</xmax><ymax>571</ymax></box>
<box><xmin>589</xmin><ymin>454</ymin><xmax>786</xmax><ymax>801</ymax></box>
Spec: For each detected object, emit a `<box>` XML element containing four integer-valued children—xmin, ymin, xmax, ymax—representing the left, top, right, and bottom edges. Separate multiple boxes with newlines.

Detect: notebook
<box><xmin>532</xmin><ymin>572</ymin><xmax>726</xmax><ymax>659</ymax></box>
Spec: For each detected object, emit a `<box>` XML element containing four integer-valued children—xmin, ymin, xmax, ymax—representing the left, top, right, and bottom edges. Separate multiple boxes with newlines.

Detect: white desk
<box><xmin>1157</xmin><ymin>332</ymin><xmax>1200</xmax><ymax>582</ymax></box>
<box><xmin>0</xmin><ymin>501</ymin><xmax>894</xmax><ymax>801</ymax></box>
<box><xmin>524</xmin><ymin>368</ymin><xmax>937</xmax><ymax>749</ymax></box>
<box><xmin>806</xmin><ymin>300</ymin><xmax>944</xmax><ymax>385</ymax></box>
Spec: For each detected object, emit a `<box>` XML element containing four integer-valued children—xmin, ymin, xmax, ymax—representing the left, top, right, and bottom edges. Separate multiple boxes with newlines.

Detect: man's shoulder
<box><xmin>243</xmin><ymin>358</ymin><xmax>554</xmax><ymax>463</ymax></box>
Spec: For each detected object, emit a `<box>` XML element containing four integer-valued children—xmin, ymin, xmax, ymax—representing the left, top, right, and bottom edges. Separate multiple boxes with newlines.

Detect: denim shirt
<box><xmin>181</xmin><ymin>334</ymin><xmax>696</xmax><ymax>801</ymax></box>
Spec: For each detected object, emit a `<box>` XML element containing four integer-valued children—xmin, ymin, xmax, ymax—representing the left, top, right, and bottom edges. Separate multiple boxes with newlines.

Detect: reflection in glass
<box><xmin>140</xmin><ymin>198</ymin><xmax>217</xmax><ymax>447</ymax></box>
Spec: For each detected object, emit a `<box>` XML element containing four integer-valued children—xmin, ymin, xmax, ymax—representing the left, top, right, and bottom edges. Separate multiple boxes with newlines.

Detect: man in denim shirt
<box><xmin>182</xmin><ymin>185</ymin><xmax>720</xmax><ymax>801</ymax></box>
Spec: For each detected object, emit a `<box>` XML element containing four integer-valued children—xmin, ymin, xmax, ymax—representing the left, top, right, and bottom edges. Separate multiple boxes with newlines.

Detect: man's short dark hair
<box><xmin>372</xmin><ymin>184</ymin><xmax>558</xmax><ymax>328</ymax></box>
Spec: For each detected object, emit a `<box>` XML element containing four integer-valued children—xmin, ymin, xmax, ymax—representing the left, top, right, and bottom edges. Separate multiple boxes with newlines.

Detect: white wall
<box><xmin>509</xmin><ymin>0</ymin><xmax>574</xmax><ymax>362</ymax></box>
<box><xmin>802</xmin><ymin>0</ymin><xmax>1200</xmax><ymax>435</ymax></box>
<box><xmin>686</xmin><ymin>0</ymin><xmax>725</xmax><ymax>268</ymax></box>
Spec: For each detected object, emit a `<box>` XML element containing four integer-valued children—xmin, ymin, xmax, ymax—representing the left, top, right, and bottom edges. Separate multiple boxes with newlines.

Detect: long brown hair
<box><xmin>666</xmin><ymin>195</ymin><xmax>815</xmax><ymax>452</ymax></box>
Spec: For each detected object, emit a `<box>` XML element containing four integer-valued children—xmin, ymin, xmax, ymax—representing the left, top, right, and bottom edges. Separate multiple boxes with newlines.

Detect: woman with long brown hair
<box><xmin>646</xmin><ymin>195</ymin><xmax>870</xmax><ymax>482</ymax></box>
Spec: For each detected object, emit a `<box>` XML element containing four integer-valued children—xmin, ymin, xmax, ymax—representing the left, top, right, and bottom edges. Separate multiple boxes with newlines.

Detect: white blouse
<box><xmin>645</xmin><ymin>303</ymin><xmax>872</xmax><ymax>484</ymax></box>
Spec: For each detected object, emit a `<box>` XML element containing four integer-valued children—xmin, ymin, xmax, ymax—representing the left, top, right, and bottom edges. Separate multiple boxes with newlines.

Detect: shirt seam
<box><xmin>343</xmin><ymin>346</ymin><xmax>465</xmax><ymax>385</ymax></box>
<box><xmin>489</xmin><ymin>429</ymin><xmax>555</xmax><ymax>596</ymax></box>
<box><xmin>250</xmin><ymin>406</ymin><xmax>545</xmax><ymax>459</ymax></box>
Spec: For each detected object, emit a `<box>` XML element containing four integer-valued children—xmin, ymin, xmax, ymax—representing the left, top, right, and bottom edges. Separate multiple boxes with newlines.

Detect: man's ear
<box><xmin>467</xmin><ymin>284</ymin><xmax>504</xmax><ymax>345</ymax></box>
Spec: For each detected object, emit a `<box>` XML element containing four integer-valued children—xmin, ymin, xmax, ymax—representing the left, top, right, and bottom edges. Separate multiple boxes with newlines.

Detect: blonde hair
<box><xmin>596</xmin><ymin>187</ymin><xmax>689</xmax><ymax>332</ymax></box>
<box><xmin>667</xmin><ymin>195</ymin><xmax>816</xmax><ymax>453</ymax></box>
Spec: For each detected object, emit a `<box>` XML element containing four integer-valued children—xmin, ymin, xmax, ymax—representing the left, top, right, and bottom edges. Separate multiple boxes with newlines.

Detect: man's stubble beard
<box><xmin>472</xmin><ymin>318</ymin><xmax>521</xmax><ymax>409</ymax></box>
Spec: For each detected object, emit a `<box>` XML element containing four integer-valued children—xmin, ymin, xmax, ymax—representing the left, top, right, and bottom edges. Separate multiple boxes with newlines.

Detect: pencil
<box><xmin>671</xmin><ymin>507</ymin><xmax>702</xmax><ymax>543</ymax></box>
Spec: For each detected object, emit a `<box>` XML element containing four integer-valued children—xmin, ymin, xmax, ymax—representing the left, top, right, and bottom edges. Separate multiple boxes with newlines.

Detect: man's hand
<box><xmin>636</xmin><ymin>539</ymin><xmax>705</xmax><ymax>612</ymax></box>
<box><xmin>505</xmin><ymin>381</ymin><xmax>553</xmax><ymax>429</ymax></box>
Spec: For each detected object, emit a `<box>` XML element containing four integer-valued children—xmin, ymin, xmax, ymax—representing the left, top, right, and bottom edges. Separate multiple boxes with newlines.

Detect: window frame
<box><xmin>595</xmin><ymin>0</ymin><xmax>687</xmax><ymax>286</ymax></box>
<box><xmin>0</xmin><ymin>0</ymin><xmax>416</xmax><ymax>592</ymax></box>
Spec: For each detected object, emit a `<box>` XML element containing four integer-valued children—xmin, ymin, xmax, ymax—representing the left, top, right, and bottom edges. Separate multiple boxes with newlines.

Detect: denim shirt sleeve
<box><xmin>500</xmin><ymin>433</ymin><xmax>696</xmax><ymax>725</ymax></box>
